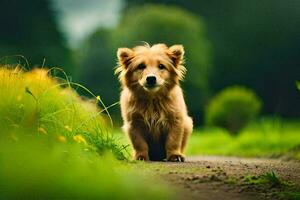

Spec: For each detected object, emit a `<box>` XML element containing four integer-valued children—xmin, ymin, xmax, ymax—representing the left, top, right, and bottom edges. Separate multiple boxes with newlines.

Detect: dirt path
<box><xmin>148</xmin><ymin>156</ymin><xmax>300</xmax><ymax>200</ymax></box>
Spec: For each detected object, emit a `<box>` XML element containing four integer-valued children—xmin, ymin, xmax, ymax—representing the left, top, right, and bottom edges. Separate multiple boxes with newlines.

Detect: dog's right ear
<box><xmin>117</xmin><ymin>48</ymin><xmax>134</xmax><ymax>68</ymax></box>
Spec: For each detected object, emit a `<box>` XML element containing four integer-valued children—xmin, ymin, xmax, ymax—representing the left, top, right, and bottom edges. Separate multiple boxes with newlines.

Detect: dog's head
<box><xmin>115</xmin><ymin>43</ymin><xmax>186</xmax><ymax>94</ymax></box>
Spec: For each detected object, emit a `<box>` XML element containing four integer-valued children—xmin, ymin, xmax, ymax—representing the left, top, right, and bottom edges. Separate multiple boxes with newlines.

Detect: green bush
<box><xmin>205</xmin><ymin>86</ymin><xmax>262</xmax><ymax>134</ymax></box>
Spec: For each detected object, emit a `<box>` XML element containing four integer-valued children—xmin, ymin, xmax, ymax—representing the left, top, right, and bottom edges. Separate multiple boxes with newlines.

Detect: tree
<box><xmin>78</xmin><ymin>29</ymin><xmax>119</xmax><ymax>110</ymax></box>
<box><xmin>0</xmin><ymin>0</ymin><xmax>72</xmax><ymax>74</ymax></box>
<box><xmin>125</xmin><ymin>0</ymin><xmax>300</xmax><ymax>118</ymax></box>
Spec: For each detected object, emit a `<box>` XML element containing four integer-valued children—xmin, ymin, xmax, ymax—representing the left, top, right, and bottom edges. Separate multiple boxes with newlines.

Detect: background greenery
<box><xmin>0</xmin><ymin>1</ymin><xmax>300</xmax><ymax>197</ymax></box>
<box><xmin>1</xmin><ymin>0</ymin><xmax>299</xmax><ymax>125</ymax></box>
<box><xmin>0</xmin><ymin>0</ymin><xmax>73</xmax><ymax>73</ymax></box>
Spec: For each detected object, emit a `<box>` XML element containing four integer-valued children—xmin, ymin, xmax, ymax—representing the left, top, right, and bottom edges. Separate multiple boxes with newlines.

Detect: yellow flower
<box><xmin>64</xmin><ymin>125</ymin><xmax>72</xmax><ymax>132</ymax></box>
<box><xmin>38</xmin><ymin>127</ymin><xmax>47</xmax><ymax>135</ymax></box>
<box><xmin>58</xmin><ymin>135</ymin><xmax>67</xmax><ymax>143</ymax></box>
<box><xmin>73</xmin><ymin>134</ymin><xmax>87</xmax><ymax>145</ymax></box>
<box><xmin>96</xmin><ymin>95</ymin><xmax>101</xmax><ymax>101</ymax></box>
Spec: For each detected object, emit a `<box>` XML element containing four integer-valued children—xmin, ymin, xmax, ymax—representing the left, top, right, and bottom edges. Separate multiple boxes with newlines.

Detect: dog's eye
<box><xmin>137</xmin><ymin>63</ymin><xmax>146</xmax><ymax>70</ymax></box>
<box><xmin>158</xmin><ymin>64</ymin><xmax>166</xmax><ymax>70</ymax></box>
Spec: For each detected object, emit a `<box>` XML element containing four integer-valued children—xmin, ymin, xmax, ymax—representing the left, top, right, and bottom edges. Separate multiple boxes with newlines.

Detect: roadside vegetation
<box><xmin>0</xmin><ymin>65</ymin><xmax>173</xmax><ymax>199</ymax></box>
<box><xmin>188</xmin><ymin>118</ymin><xmax>300</xmax><ymax>159</ymax></box>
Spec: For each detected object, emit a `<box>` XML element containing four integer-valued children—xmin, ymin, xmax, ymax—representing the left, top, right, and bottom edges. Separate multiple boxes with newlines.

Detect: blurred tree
<box><xmin>112</xmin><ymin>4</ymin><xmax>212</xmax><ymax>123</ymax></box>
<box><xmin>125</xmin><ymin>0</ymin><xmax>300</xmax><ymax>118</ymax></box>
<box><xmin>0</xmin><ymin>0</ymin><xmax>73</xmax><ymax>74</ymax></box>
<box><xmin>78</xmin><ymin>28</ymin><xmax>119</xmax><ymax>109</ymax></box>
<box><xmin>78</xmin><ymin>6</ymin><xmax>211</xmax><ymax>123</ymax></box>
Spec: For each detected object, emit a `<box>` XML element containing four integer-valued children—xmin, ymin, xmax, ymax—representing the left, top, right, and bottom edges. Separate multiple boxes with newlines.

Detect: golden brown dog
<box><xmin>115</xmin><ymin>43</ymin><xmax>193</xmax><ymax>162</ymax></box>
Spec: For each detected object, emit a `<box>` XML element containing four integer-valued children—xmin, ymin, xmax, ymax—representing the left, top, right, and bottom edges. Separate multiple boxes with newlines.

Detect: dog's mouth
<box><xmin>143</xmin><ymin>84</ymin><xmax>160</xmax><ymax>91</ymax></box>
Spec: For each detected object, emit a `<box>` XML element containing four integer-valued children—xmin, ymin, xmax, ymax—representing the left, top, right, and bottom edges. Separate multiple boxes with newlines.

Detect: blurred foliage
<box><xmin>0</xmin><ymin>135</ymin><xmax>173</xmax><ymax>199</ymax></box>
<box><xmin>205</xmin><ymin>86</ymin><xmax>262</xmax><ymax>133</ymax></box>
<box><xmin>0</xmin><ymin>65</ymin><xmax>126</xmax><ymax>159</ymax></box>
<box><xmin>296</xmin><ymin>81</ymin><xmax>300</xmax><ymax>91</ymax></box>
<box><xmin>0</xmin><ymin>0</ymin><xmax>73</xmax><ymax>74</ymax></box>
<box><xmin>77</xmin><ymin>29</ymin><xmax>119</xmax><ymax>108</ymax></box>
<box><xmin>187</xmin><ymin>118</ymin><xmax>300</xmax><ymax>158</ymax></box>
<box><xmin>78</xmin><ymin>4</ymin><xmax>212</xmax><ymax>123</ymax></box>
<box><xmin>125</xmin><ymin>0</ymin><xmax>300</xmax><ymax>119</ymax></box>
<box><xmin>0</xmin><ymin>66</ymin><xmax>174</xmax><ymax>199</ymax></box>
<box><xmin>1</xmin><ymin>0</ymin><xmax>299</xmax><ymax>125</ymax></box>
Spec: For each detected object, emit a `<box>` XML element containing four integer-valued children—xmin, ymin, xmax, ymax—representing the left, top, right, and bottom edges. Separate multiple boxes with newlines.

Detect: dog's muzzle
<box><xmin>145</xmin><ymin>75</ymin><xmax>157</xmax><ymax>88</ymax></box>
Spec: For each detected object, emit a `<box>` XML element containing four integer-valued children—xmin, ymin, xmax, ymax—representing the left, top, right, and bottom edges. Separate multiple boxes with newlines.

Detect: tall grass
<box><xmin>0</xmin><ymin>65</ymin><xmax>174</xmax><ymax>199</ymax></box>
<box><xmin>0</xmin><ymin>65</ymin><xmax>126</xmax><ymax>159</ymax></box>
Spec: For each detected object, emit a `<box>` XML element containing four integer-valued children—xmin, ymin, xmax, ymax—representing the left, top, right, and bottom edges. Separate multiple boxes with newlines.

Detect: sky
<box><xmin>52</xmin><ymin>0</ymin><xmax>123</xmax><ymax>48</ymax></box>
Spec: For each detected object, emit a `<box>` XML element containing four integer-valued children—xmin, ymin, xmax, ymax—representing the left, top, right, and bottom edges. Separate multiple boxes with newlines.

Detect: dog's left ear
<box><xmin>117</xmin><ymin>48</ymin><xmax>134</xmax><ymax>68</ymax></box>
<box><xmin>167</xmin><ymin>45</ymin><xmax>184</xmax><ymax>66</ymax></box>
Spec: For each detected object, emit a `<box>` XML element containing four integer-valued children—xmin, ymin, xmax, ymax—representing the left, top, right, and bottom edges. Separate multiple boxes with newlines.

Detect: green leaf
<box><xmin>296</xmin><ymin>81</ymin><xmax>300</xmax><ymax>91</ymax></box>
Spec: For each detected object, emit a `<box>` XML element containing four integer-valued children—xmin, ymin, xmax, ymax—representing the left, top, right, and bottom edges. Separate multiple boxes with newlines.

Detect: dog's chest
<box><xmin>135</xmin><ymin>98</ymin><xmax>176</xmax><ymax>131</ymax></box>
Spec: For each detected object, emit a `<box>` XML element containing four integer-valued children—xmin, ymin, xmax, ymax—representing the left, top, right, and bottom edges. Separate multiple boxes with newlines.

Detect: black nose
<box><xmin>146</xmin><ymin>76</ymin><xmax>156</xmax><ymax>86</ymax></box>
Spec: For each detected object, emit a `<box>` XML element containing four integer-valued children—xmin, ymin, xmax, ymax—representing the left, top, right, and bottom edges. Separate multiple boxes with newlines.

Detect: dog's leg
<box><xmin>166</xmin><ymin>124</ymin><xmax>185</xmax><ymax>162</ymax></box>
<box><xmin>180</xmin><ymin>130</ymin><xmax>189</xmax><ymax>154</ymax></box>
<box><xmin>127</xmin><ymin>125</ymin><xmax>149</xmax><ymax>161</ymax></box>
<box><xmin>181</xmin><ymin>117</ymin><xmax>193</xmax><ymax>153</ymax></box>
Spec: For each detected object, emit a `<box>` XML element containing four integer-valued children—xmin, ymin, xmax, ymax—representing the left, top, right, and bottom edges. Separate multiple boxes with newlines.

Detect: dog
<box><xmin>115</xmin><ymin>43</ymin><xmax>193</xmax><ymax>162</ymax></box>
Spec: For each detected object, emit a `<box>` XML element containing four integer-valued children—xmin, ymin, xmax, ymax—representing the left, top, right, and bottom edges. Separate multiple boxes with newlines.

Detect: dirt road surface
<box><xmin>148</xmin><ymin>156</ymin><xmax>300</xmax><ymax>200</ymax></box>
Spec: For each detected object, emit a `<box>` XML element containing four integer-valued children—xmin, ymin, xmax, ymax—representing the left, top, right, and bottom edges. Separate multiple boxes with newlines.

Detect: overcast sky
<box><xmin>52</xmin><ymin>0</ymin><xmax>123</xmax><ymax>48</ymax></box>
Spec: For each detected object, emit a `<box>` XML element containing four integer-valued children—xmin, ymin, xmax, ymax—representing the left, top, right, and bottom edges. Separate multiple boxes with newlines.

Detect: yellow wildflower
<box><xmin>73</xmin><ymin>134</ymin><xmax>87</xmax><ymax>145</ymax></box>
<box><xmin>96</xmin><ymin>95</ymin><xmax>101</xmax><ymax>101</ymax></box>
<box><xmin>58</xmin><ymin>135</ymin><xmax>67</xmax><ymax>143</ymax></box>
<box><xmin>64</xmin><ymin>125</ymin><xmax>72</xmax><ymax>132</ymax></box>
<box><xmin>38</xmin><ymin>127</ymin><xmax>47</xmax><ymax>135</ymax></box>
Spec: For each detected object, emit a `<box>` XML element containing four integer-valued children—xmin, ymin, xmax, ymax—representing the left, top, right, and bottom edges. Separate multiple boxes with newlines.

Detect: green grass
<box><xmin>243</xmin><ymin>171</ymin><xmax>300</xmax><ymax>199</ymax></box>
<box><xmin>0</xmin><ymin>65</ymin><xmax>126</xmax><ymax>159</ymax></box>
<box><xmin>0</xmin><ymin>65</ymin><xmax>174</xmax><ymax>199</ymax></box>
<box><xmin>114</xmin><ymin>118</ymin><xmax>300</xmax><ymax>159</ymax></box>
<box><xmin>0</xmin><ymin>137</ymin><xmax>173</xmax><ymax>199</ymax></box>
<box><xmin>187</xmin><ymin>118</ymin><xmax>300</xmax><ymax>158</ymax></box>
<box><xmin>244</xmin><ymin>171</ymin><xmax>285</xmax><ymax>187</ymax></box>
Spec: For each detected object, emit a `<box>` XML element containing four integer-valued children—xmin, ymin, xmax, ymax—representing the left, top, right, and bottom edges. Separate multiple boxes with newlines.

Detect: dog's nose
<box><xmin>146</xmin><ymin>76</ymin><xmax>156</xmax><ymax>86</ymax></box>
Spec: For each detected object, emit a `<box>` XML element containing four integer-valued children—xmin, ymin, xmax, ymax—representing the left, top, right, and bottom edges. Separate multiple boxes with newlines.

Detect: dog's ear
<box><xmin>117</xmin><ymin>48</ymin><xmax>134</xmax><ymax>68</ymax></box>
<box><xmin>167</xmin><ymin>45</ymin><xmax>184</xmax><ymax>66</ymax></box>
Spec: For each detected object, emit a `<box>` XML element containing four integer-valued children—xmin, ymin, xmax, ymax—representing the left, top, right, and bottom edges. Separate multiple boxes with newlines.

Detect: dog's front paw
<box><xmin>136</xmin><ymin>155</ymin><xmax>147</xmax><ymax>161</ymax></box>
<box><xmin>167</xmin><ymin>154</ymin><xmax>185</xmax><ymax>162</ymax></box>
<box><xmin>134</xmin><ymin>152</ymin><xmax>149</xmax><ymax>161</ymax></box>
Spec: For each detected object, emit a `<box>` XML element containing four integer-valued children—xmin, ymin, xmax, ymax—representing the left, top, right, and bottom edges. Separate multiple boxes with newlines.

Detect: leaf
<box><xmin>296</xmin><ymin>81</ymin><xmax>300</xmax><ymax>91</ymax></box>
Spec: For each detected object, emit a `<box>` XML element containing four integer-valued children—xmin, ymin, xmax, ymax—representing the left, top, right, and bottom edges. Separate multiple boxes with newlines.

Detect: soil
<box><xmin>148</xmin><ymin>156</ymin><xmax>300</xmax><ymax>200</ymax></box>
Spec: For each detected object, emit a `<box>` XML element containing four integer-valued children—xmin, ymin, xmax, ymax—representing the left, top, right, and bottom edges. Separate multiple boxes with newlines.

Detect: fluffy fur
<box><xmin>115</xmin><ymin>43</ymin><xmax>193</xmax><ymax>162</ymax></box>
